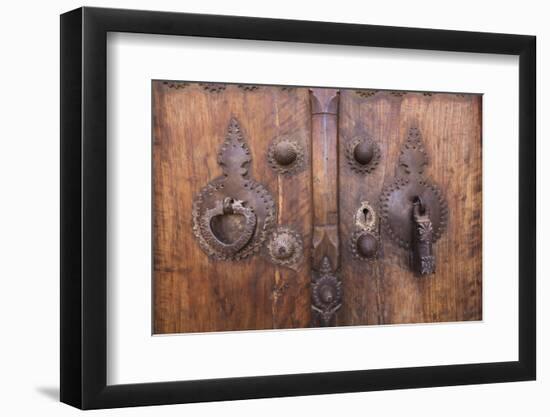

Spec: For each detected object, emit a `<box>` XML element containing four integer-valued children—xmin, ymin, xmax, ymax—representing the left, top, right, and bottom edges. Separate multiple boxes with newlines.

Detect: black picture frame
<box><xmin>60</xmin><ymin>6</ymin><xmax>536</xmax><ymax>410</ymax></box>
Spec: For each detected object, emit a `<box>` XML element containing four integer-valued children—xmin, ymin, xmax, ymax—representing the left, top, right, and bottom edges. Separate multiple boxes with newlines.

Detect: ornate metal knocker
<box><xmin>199</xmin><ymin>197</ymin><xmax>257</xmax><ymax>258</ymax></box>
<box><xmin>380</xmin><ymin>127</ymin><xmax>448</xmax><ymax>275</ymax></box>
<box><xmin>411</xmin><ymin>196</ymin><xmax>436</xmax><ymax>275</ymax></box>
<box><xmin>192</xmin><ymin>118</ymin><xmax>275</xmax><ymax>261</ymax></box>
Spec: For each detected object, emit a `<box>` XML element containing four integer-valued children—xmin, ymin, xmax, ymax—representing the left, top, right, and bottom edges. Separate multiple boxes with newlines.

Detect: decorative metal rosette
<box><xmin>267</xmin><ymin>138</ymin><xmax>305</xmax><ymax>175</ymax></box>
<box><xmin>266</xmin><ymin>226</ymin><xmax>303</xmax><ymax>268</ymax></box>
<box><xmin>311</xmin><ymin>257</ymin><xmax>342</xmax><ymax>326</ymax></box>
<box><xmin>345</xmin><ymin>136</ymin><xmax>381</xmax><ymax>174</ymax></box>
<box><xmin>350</xmin><ymin>230</ymin><xmax>380</xmax><ymax>262</ymax></box>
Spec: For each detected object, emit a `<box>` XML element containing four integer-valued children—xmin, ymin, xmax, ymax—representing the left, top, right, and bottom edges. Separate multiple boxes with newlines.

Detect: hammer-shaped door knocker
<box><xmin>380</xmin><ymin>127</ymin><xmax>448</xmax><ymax>275</ymax></box>
<box><xmin>192</xmin><ymin>118</ymin><xmax>276</xmax><ymax>260</ymax></box>
<box><xmin>411</xmin><ymin>196</ymin><xmax>435</xmax><ymax>274</ymax></box>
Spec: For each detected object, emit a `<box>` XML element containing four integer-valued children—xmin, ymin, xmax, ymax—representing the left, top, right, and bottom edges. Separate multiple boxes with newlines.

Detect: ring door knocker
<box><xmin>380</xmin><ymin>127</ymin><xmax>448</xmax><ymax>275</ymax></box>
<box><xmin>192</xmin><ymin>117</ymin><xmax>275</xmax><ymax>260</ymax></box>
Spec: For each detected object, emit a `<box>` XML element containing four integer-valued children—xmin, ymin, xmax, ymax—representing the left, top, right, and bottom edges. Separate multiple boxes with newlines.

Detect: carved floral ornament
<box><xmin>345</xmin><ymin>135</ymin><xmax>381</xmax><ymax>174</ymax></box>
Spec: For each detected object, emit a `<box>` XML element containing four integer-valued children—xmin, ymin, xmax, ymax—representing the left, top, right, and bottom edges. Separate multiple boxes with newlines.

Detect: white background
<box><xmin>108</xmin><ymin>34</ymin><xmax>518</xmax><ymax>384</ymax></box>
<box><xmin>0</xmin><ymin>0</ymin><xmax>545</xmax><ymax>416</ymax></box>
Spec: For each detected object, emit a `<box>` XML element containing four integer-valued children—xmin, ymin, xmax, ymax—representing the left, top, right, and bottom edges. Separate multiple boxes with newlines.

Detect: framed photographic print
<box><xmin>60</xmin><ymin>6</ymin><xmax>536</xmax><ymax>409</ymax></box>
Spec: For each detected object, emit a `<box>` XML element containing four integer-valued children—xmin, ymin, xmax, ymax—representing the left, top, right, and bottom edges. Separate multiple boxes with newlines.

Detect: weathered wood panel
<box><xmin>337</xmin><ymin>90</ymin><xmax>482</xmax><ymax>326</ymax></box>
<box><xmin>153</xmin><ymin>82</ymin><xmax>312</xmax><ymax>333</ymax></box>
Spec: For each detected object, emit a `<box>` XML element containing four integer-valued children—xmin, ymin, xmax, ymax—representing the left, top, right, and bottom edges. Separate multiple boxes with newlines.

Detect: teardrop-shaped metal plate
<box><xmin>192</xmin><ymin>118</ymin><xmax>276</xmax><ymax>261</ymax></box>
<box><xmin>380</xmin><ymin>128</ymin><xmax>448</xmax><ymax>250</ymax></box>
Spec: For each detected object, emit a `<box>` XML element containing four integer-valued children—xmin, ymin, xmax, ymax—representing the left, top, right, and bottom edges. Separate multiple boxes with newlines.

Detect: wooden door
<box><xmin>153</xmin><ymin>81</ymin><xmax>482</xmax><ymax>334</ymax></box>
<box><xmin>337</xmin><ymin>90</ymin><xmax>482</xmax><ymax>326</ymax></box>
<box><xmin>153</xmin><ymin>82</ymin><xmax>312</xmax><ymax>333</ymax></box>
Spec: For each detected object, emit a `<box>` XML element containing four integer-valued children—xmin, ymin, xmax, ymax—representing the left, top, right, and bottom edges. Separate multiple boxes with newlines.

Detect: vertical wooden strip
<box><xmin>310</xmin><ymin>88</ymin><xmax>341</xmax><ymax>326</ymax></box>
<box><xmin>310</xmin><ymin>88</ymin><xmax>340</xmax><ymax>270</ymax></box>
<box><xmin>270</xmin><ymin>87</ymin><xmax>312</xmax><ymax>329</ymax></box>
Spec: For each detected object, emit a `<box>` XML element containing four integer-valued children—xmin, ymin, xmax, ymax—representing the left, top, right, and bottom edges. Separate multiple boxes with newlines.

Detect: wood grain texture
<box><xmin>153</xmin><ymin>83</ymin><xmax>482</xmax><ymax>333</ymax></box>
<box><xmin>153</xmin><ymin>82</ymin><xmax>312</xmax><ymax>333</ymax></box>
<box><xmin>310</xmin><ymin>88</ymin><xmax>340</xmax><ymax>270</ymax></box>
<box><xmin>337</xmin><ymin>90</ymin><xmax>482</xmax><ymax>326</ymax></box>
